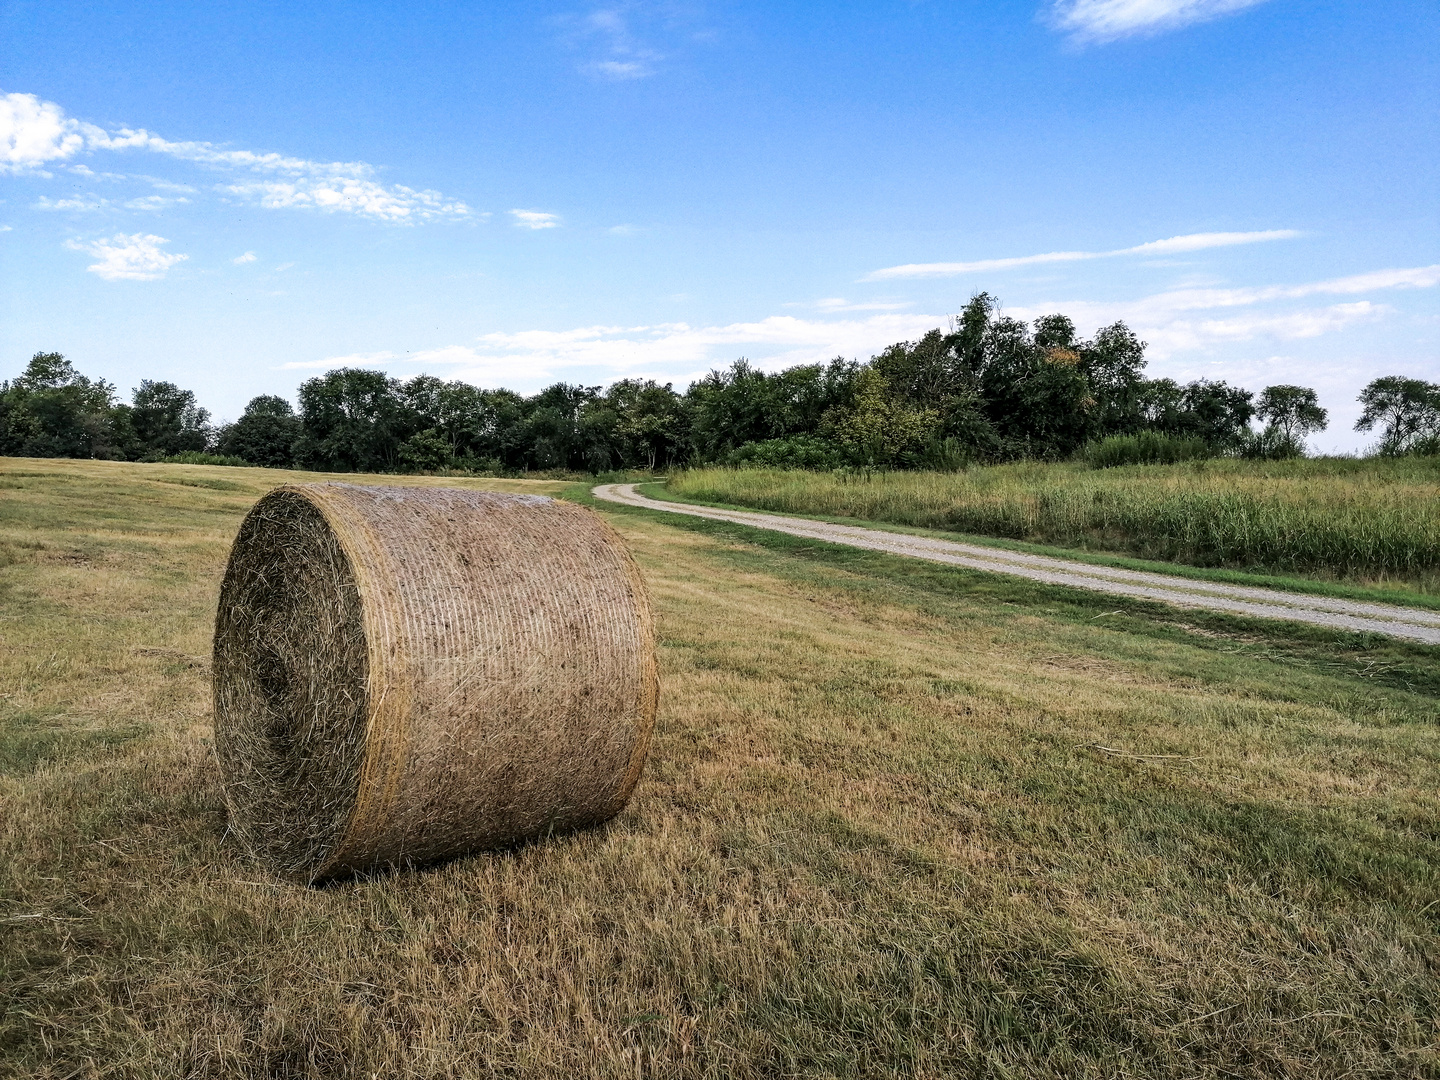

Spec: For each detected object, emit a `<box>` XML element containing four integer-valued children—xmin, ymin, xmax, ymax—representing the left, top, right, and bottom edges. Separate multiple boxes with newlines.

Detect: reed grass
<box><xmin>669</xmin><ymin>458</ymin><xmax>1440</xmax><ymax>590</ymax></box>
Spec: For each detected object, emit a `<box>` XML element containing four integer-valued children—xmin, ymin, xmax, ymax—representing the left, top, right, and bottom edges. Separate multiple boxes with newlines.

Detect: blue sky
<box><xmin>2</xmin><ymin>0</ymin><xmax>1436</xmax><ymax>450</ymax></box>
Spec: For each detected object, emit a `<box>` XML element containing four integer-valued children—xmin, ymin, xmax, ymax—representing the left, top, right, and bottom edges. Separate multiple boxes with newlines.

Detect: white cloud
<box><xmin>221</xmin><ymin>178</ymin><xmax>467</xmax><ymax>221</ymax></box>
<box><xmin>813</xmin><ymin>297</ymin><xmax>914</xmax><ymax>313</ymax></box>
<box><xmin>281</xmin><ymin>351</ymin><xmax>396</xmax><ymax>370</ymax></box>
<box><xmin>589</xmin><ymin>60</ymin><xmax>649</xmax><ymax>80</ymax></box>
<box><xmin>1003</xmin><ymin>265</ymin><xmax>1440</xmax><ymax>358</ymax></box>
<box><xmin>1008</xmin><ymin>265</ymin><xmax>1440</xmax><ymax>328</ymax></box>
<box><xmin>272</xmin><ymin>262</ymin><xmax>1436</xmax><ymax>404</ymax></box>
<box><xmin>124</xmin><ymin>194</ymin><xmax>186</xmax><ymax>211</ymax></box>
<box><xmin>31</xmin><ymin>191</ymin><xmax>188</xmax><ymax>212</ymax></box>
<box><xmin>144</xmin><ymin>177</ymin><xmax>196</xmax><ymax>193</ymax></box>
<box><xmin>608</xmin><ymin>223</ymin><xmax>638</xmax><ymax>236</ymax></box>
<box><xmin>2</xmin><ymin>91</ymin><xmax>471</xmax><ymax>221</ymax></box>
<box><xmin>510</xmin><ymin>209</ymin><xmax>561</xmax><ymax>229</ymax></box>
<box><xmin>283</xmin><ymin>313</ymin><xmax>950</xmax><ymax>387</ymax></box>
<box><xmin>33</xmin><ymin>195</ymin><xmax>108</xmax><ymax>212</ymax></box>
<box><xmin>232</xmin><ymin>251</ymin><xmax>257</xmax><ymax>264</ymax></box>
<box><xmin>1140</xmin><ymin>303</ymin><xmax>1388</xmax><ymax>354</ymax></box>
<box><xmin>562</xmin><ymin>7</ymin><xmax>664</xmax><ymax>80</ymax></box>
<box><xmin>864</xmin><ymin>229</ymin><xmax>1300</xmax><ymax>280</ymax></box>
<box><xmin>1</xmin><ymin>92</ymin><xmax>87</xmax><ymax>171</ymax></box>
<box><xmin>1047</xmin><ymin>0</ymin><xmax>1271</xmax><ymax>43</ymax></box>
<box><xmin>64</xmin><ymin>232</ymin><xmax>187</xmax><ymax>281</ymax></box>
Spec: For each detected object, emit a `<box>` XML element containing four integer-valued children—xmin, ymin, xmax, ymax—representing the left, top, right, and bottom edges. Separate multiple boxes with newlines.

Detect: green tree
<box><xmin>977</xmin><ymin>315</ymin><xmax>1094</xmax><ymax>459</ymax></box>
<box><xmin>0</xmin><ymin>352</ymin><xmax>121</xmax><ymax>459</ymax></box>
<box><xmin>873</xmin><ymin>328</ymin><xmax>997</xmax><ymax>457</ymax></box>
<box><xmin>1256</xmin><ymin>385</ymin><xmax>1328</xmax><ymax>442</ymax></box>
<box><xmin>216</xmin><ymin>395</ymin><xmax>302</xmax><ymax>466</ymax></box>
<box><xmin>821</xmin><ymin>367</ymin><xmax>938</xmax><ymax>468</ymax></box>
<box><xmin>296</xmin><ymin>368</ymin><xmax>406</xmax><ymax>471</ymax></box>
<box><xmin>1355</xmin><ymin>376</ymin><xmax>1440</xmax><ymax>454</ymax></box>
<box><xmin>1080</xmin><ymin>322</ymin><xmax>1149</xmax><ymax>436</ymax></box>
<box><xmin>522</xmin><ymin>383</ymin><xmax>600</xmax><ymax>471</ymax></box>
<box><xmin>685</xmin><ymin>358</ymin><xmax>857</xmax><ymax>464</ymax></box>
<box><xmin>1136</xmin><ymin>378</ymin><xmax>1185</xmax><ymax>431</ymax></box>
<box><xmin>604</xmin><ymin>379</ymin><xmax>686</xmax><ymax>471</ymax></box>
<box><xmin>1142</xmin><ymin>379</ymin><xmax>1254</xmax><ymax>452</ymax></box>
<box><xmin>126</xmin><ymin>380</ymin><xmax>212</xmax><ymax>459</ymax></box>
<box><xmin>396</xmin><ymin>428</ymin><xmax>455</xmax><ymax>472</ymax></box>
<box><xmin>950</xmin><ymin>292</ymin><xmax>995</xmax><ymax>375</ymax></box>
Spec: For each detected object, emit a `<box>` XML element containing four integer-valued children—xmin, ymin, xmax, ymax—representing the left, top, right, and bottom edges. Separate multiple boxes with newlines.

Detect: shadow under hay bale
<box><xmin>212</xmin><ymin>484</ymin><xmax>658</xmax><ymax>884</ymax></box>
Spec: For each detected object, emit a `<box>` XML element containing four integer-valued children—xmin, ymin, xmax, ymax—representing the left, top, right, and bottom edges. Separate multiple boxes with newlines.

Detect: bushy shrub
<box><xmin>1408</xmin><ymin>432</ymin><xmax>1440</xmax><ymax>458</ymax></box>
<box><xmin>1085</xmin><ymin>431</ymin><xmax>1210</xmax><ymax>468</ymax></box>
<box><xmin>1240</xmin><ymin>428</ymin><xmax>1307</xmax><ymax>461</ymax></box>
<box><xmin>161</xmin><ymin>451</ymin><xmax>251</xmax><ymax>467</ymax></box>
<box><xmin>725</xmin><ymin>435</ymin><xmax>844</xmax><ymax>471</ymax></box>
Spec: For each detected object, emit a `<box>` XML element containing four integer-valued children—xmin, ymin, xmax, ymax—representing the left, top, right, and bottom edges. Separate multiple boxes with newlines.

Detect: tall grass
<box><xmin>1084</xmin><ymin>432</ymin><xmax>1210</xmax><ymax>468</ymax></box>
<box><xmin>669</xmin><ymin>457</ymin><xmax>1440</xmax><ymax>588</ymax></box>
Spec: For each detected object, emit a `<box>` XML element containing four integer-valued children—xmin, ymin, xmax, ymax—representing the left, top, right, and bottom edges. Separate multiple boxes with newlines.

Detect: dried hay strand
<box><xmin>212</xmin><ymin>484</ymin><xmax>658</xmax><ymax>883</ymax></box>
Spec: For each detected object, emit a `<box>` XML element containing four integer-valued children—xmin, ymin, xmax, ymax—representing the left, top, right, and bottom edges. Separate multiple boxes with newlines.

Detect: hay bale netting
<box><xmin>212</xmin><ymin>483</ymin><xmax>658</xmax><ymax>883</ymax></box>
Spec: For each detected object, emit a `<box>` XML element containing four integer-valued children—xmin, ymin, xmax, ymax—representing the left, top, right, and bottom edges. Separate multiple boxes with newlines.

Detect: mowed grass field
<box><xmin>669</xmin><ymin>459</ymin><xmax>1440</xmax><ymax>595</ymax></box>
<box><xmin>2</xmin><ymin>456</ymin><xmax>1439</xmax><ymax>1079</ymax></box>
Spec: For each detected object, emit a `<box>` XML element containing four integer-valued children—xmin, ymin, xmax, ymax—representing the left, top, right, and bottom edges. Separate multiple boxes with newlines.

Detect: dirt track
<box><xmin>593</xmin><ymin>483</ymin><xmax>1440</xmax><ymax>646</ymax></box>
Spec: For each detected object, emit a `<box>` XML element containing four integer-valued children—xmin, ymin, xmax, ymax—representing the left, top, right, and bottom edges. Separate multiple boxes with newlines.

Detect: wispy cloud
<box><xmin>31</xmin><ymin>191</ymin><xmax>187</xmax><ymax>212</ymax></box>
<box><xmin>864</xmin><ymin>229</ymin><xmax>1300</xmax><ymax>281</ymax></box>
<box><xmin>1046</xmin><ymin>0</ymin><xmax>1272</xmax><ymax>44</ymax></box>
<box><xmin>283</xmin><ymin>351</ymin><xmax>397</xmax><ymax>370</ymax></box>
<box><xmin>282</xmin><ymin>313</ymin><xmax>951</xmax><ymax>387</ymax></box>
<box><xmin>2</xmin><ymin>91</ymin><xmax>470</xmax><ymax>222</ymax></box>
<box><xmin>563</xmin><ymin>6</ymin><xmax>663</xmax><ymax>80</ymax></box>
<box><xmin>510</xmin><ymin>209</ymin><xmax>561</xmax><ymax>230</ymax></box>
<box><xmin>591</xmin><ymin>59</ymin><xmax>650</xmax><ymax>80</ymax></box>
<box><xmin>556</xmin><ymin>3</ymin><xmax>716</xmax><ymax>81</ymax></box>
<box><xmin>33</xmin><ymin>195</ymin><xmax>108</xmax><ymax>212</ymax></box>
<box><xmin>812</xmin><ymin>297</ymin><xmax>913</xmax><ymax>312</ymax></box>
<box><xmin>64</xmin><ymin>232</ymin><xmax>186</xmax><ymax>281</ymax></box>
<box><xmin>277</xmin><ymin>263</ymin><xmax>1439</xmax><ymax>388</ymax></box>
<box><xmin>232</xmin><ymin>251</ymin><xmax>257</xmax><ymax>264</ymax></box>
<box><xmin>123</xmin><ymin>194</ymin><xmax>187</xmax><ymax>211</ymax></box>
<box><xmin>1004</xmin><ymin>265</ymin><xmax>1440</xmax><ymax>357</ymax></box>
<box><xmin>220</xmin><ymin>179</ymin><xmax>466</xmax><ymax>221</ymax></box>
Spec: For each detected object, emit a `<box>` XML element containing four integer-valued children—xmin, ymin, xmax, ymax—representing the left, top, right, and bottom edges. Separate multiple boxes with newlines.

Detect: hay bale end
<box><xmin>212</xmin><ymin>484</ymin><xmax>657</xmax><ymax>883</ymax></box>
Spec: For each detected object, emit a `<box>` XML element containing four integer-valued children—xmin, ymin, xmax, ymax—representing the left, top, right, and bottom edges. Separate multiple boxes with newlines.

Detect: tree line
<box><xmin>4</xmin><ymin>294</ymin><xmax>1438</xmax><ymax>472</ymax></box>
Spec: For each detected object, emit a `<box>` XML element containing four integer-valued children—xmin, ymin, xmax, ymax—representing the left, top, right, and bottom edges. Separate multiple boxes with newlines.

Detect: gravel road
<box><xmin>593</xmin><ymin>483</ymin><xmax>1440</xmax><ymax>646</ymax></box>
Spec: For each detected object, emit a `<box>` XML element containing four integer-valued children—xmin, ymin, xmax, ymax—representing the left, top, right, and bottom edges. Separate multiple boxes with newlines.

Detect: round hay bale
<box><xmin>212</xmin><ymin>483</ymin><xmax>657</xmax><ymax>883</ymax></box>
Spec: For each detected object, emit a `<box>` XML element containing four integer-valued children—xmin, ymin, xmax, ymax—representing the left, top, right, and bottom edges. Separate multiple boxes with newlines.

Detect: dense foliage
<box><xmin>5</xmin><ymin>293</ymin><xmax>1437</xmax><ymax>471</ymax></box>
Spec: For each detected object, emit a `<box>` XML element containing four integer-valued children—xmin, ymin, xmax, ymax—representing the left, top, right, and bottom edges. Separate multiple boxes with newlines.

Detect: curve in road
<box><xmin>593</xmin><ymin>483</ymin><xmax>1440</xmax><ymax>646</ymax></box>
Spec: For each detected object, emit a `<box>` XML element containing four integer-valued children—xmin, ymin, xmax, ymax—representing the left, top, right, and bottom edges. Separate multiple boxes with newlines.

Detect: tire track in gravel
<box><xmin>593</xmin><ymin>483</ymin><xmax>1440</xmax><ymax>646</ymax></box>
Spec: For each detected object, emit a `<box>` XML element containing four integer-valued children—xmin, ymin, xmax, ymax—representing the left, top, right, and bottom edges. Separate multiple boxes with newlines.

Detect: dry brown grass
<box><xmin>2</xmin><ymin>457</ymin><xmax>1438</xmax><ymax>1078</ymax></box>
